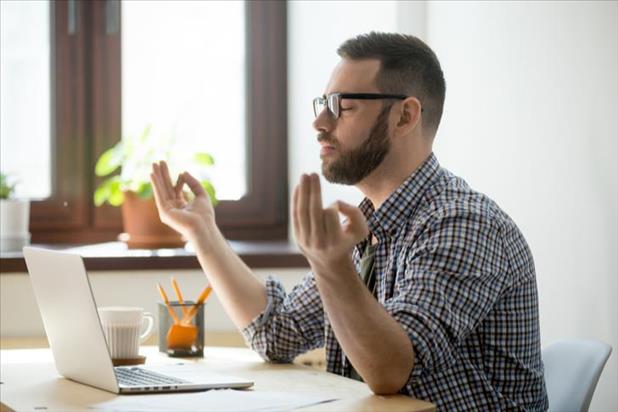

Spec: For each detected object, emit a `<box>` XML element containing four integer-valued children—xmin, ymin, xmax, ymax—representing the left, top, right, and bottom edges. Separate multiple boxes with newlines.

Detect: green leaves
<box><xmin>93</xmin><ymin>175</ymin><xmax>124</xmax><ymax>206</ymax></box>
<box><xmin>92</xmin><ymin>126</ymin><xmax>217</xmax><ymax>207</ymax></box>
<box><xmin>194</xmin><ymin>152</ymin><xmax>215</xmax><ymax>166</ymax></box>
<box><xmin>94</xmin><ymin>143</ymin><xmax>124</xmax><ymax>177</ymax></box>
<box><xmin>135</xmin><ymin>182</ymin><xmax>153</xmax><ymax>199</ymax></box>
<box><xmin>0</xmin><ymin>172</ymin><xmax>17</xmax><ymax>200</ymax></box>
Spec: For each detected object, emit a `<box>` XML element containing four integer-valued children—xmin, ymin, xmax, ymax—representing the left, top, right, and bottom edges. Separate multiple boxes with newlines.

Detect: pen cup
<box><xmin>158</xmin><ymin>301</ymin><xmax>204</xmax><ymax>357</ymax></box>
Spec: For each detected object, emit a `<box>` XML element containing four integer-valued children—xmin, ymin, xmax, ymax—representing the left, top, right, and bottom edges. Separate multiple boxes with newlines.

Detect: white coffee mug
<box><xmin>98</xmin><ymin>306</ymin><xmax>154</xmax><ymax>359</ymax></box>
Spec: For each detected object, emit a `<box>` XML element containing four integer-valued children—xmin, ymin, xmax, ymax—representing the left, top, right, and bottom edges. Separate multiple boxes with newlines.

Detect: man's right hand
<box><xmin>151</xmin><ymin>161</ymin><xmax>268</xmax><ymax>330</ymax></box>
<box><xmin>150</xmin><ymin>161</ymin><xmax>215</xmax><ymax>245</ymax></box>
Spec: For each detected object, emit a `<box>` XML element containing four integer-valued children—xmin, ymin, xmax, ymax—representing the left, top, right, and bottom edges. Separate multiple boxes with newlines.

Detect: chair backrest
<box><xmin>543</xmin><ymin>339</ymin><xmax>612</xmax><ymax>412</ymax></box>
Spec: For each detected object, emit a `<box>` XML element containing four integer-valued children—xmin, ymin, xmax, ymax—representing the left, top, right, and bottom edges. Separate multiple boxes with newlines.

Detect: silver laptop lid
<box><xmin>23</xmin><ymin>247</ymin><xmax>120</xmax><ymax>393</ymax></box>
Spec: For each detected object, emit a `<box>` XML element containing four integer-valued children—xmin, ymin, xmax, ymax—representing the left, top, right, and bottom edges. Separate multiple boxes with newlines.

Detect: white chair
<box><xmin>543</xmin><ymin>339</ymin><xmax>612</xmax><ymax>412</ymax></box>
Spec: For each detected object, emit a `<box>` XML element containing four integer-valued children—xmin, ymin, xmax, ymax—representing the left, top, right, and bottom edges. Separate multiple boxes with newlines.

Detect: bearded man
<box><xmin>150</xmin><ymin>32</ymin><xmax>548</xmax><ymax>411</ymax></box>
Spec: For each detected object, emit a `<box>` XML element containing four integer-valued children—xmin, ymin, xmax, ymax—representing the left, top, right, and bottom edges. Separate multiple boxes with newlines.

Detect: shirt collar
<box><xmin>358</xmin><ymin>152</ymin><xmax>441</xmax><ymax>242</ymax></box>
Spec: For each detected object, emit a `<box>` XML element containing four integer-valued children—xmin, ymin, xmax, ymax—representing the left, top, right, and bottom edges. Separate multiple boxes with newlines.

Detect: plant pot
<box><xmin>120</xmin><ymin>191</ymin><xmax>185</xmax><ymax>249</ymax></box>
<box><xmin>0</xmin><ymin>199</ymin><xmax>31</xmax><ymax>252</ymax></box>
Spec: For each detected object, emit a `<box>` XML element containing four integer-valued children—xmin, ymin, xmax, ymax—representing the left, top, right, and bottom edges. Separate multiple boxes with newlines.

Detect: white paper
<box><xmin>90</xmin><ymin>389</ymin><xmax>337</xmax><ymax>412</ymax></box>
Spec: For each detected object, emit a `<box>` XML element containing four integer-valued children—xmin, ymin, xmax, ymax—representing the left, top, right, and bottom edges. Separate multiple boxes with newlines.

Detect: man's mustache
<box><xmin>317</xmin><ymin>133</ymin><xmax>339</xmax><ymax>148</ymax></box>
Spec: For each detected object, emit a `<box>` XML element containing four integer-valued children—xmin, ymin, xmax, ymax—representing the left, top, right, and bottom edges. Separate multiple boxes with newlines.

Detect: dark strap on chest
<box><xmin>360</xmin><ymin>241</ymin><xmax>378</xmax><ymax>297</ymax></box>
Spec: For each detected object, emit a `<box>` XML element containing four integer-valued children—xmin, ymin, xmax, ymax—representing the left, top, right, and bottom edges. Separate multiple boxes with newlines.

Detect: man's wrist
<box><xmin>187</xmin><ymin>219</ymin><xmax>221</xmax><ymax>255</ymax></box>
<box><xmin>311</xmin><ymin>255</ymin><xmax>357</xmax><ymax>287</ymax></box>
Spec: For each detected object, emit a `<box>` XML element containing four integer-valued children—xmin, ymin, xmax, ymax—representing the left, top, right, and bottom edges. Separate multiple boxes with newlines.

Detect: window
<box><xmin>0</xmin><ymin>0</ymin><xmax>51</xmax><ymax>199</ymax></box>
<box><xmin>1</xmin><ymin>1</ymin><xmax>287</xmax><ymax>243</ymax></box>
<box><xmin>122</xmin><ymin>2</ymin><xmax>246</xmax><ymax>200</ymax></box>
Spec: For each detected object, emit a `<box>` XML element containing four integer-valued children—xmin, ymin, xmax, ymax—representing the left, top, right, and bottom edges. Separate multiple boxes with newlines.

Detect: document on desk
<box><xmin>90</xmin><ymin>389</ymin><xmax>338</xmax><ymax>412</ymax></box>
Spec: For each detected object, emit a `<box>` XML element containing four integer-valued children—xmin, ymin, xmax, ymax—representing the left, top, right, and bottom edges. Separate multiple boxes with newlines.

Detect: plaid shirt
<box><xmin>242</xmin><ymin>153</ymin><xmax>548</xmax><ymax>411</ymax></box>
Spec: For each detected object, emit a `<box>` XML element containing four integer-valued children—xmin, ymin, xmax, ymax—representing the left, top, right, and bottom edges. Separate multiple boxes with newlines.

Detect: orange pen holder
<box><xmin>158</xmin><ymin>301</ymin><xmax>204</xmax><ymax>357</ymax></box>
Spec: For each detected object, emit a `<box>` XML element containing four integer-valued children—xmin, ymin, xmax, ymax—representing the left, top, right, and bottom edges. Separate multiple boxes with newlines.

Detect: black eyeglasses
<box><xmin>313</xmin><ymin>93</ymin><xmax>409</xmax><ymax>119</ymax></box>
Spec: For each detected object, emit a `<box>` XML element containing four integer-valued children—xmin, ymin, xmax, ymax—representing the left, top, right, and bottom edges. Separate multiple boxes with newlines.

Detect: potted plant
<box><xmin>94</xmin><ymin>126</ymin><xmax>217</xmax><ymax>249</ymax></box>
<box><xmin>0</xmin><ymin>173</ymin><xmax>30</xmax><ymax>253</ymax></box>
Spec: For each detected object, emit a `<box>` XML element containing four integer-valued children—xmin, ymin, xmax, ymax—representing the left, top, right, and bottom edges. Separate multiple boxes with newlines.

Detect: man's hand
<box><xmin>151</xmin><ymin>161</ymin><xmax>268</xmax><ymax>329</ymax></box>
<box><xmin>150</xmin><ymin>161</ymin><xmax>215</xmax><ymax>244</ymax></box>
<box><xmin>292</xmin><ymin>173</ymin><xmax>369</xmax><ymax>278</ymax></box>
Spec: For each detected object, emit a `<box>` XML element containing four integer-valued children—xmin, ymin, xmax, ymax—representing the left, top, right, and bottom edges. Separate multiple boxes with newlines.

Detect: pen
<box><xmin>157</xmin><ymin>283</ymin><xmax>181</xmax><ymax>324</ymax></box>
<box><xmin>171</xmin><ymin>277</ymin><xmax>189</xmax><ymax>317</ymax></box>
<box><xmin>181</xmin><ymin>285</ymin><xmax>212</xmax><ymax>325</ymax></box>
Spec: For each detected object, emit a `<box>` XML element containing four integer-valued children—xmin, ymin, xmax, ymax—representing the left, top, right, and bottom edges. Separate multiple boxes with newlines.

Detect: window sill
<box><xmin>0</xmin><ymin>241</ymin><xmax>308</xmax><ymax>273</ymax></box>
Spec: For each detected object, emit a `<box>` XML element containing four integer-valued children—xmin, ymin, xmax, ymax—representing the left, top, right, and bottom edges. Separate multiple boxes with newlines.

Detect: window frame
<box><xmin>29</xmin><ymin>0</ymin><xmax>288</xmax><ymax>244</ymax></box>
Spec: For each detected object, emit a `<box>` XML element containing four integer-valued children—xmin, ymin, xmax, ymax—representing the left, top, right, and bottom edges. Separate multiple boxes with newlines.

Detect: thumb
<box><xmin>335</xmin><ymin>201</ymin><xmax>369</xmax><ymax>240</ymax></box>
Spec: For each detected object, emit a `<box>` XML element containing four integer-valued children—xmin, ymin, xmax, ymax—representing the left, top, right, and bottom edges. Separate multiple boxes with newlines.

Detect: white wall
<box><xmin>0</xmin><ymin>268</ymin><xmax>308</xmax><ymax>337</ymax></box>
<box><xmin>415</xmin><ymin>1</ymin><xmax>617</xmax><ymax>410</ymax></box>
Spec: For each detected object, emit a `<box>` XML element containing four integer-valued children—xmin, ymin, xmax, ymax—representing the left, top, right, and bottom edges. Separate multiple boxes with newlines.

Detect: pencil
<box><xmin>181</xmin><ymin>285</ymin><xmax>212</xmax><ymax>325</ymax></box>
<box><xmin>171</xmin><ymin>277</ymin><xmax>189</xmax><ymax>317</ymax></box>
<box><xmin>157</xmin><ymin>283</ymin><xmax>181</xmax><ymax>324</ymax></box>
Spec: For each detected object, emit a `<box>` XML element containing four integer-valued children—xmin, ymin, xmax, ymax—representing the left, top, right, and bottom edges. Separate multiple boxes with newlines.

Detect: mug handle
<box><xmin>140</xmin><ymin>312</ymin><xmax>155</xmax><ymax>343</ymax></box>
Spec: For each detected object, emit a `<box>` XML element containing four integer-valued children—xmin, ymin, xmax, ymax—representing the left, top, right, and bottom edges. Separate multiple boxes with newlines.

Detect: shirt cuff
<box><xmin>240</xmin><ymin>276</ymin><xmax>286</xmax><ymax>353</ymax></box>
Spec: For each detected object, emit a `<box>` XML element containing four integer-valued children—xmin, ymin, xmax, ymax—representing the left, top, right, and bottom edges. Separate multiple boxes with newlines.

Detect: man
<box><xmin>150</xmin><ymin>32</ymin><xmax>548</xmax><ymax>410</ymax></box>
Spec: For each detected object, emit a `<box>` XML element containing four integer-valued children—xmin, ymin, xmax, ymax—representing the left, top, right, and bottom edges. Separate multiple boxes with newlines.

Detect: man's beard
<box><xmin>319</xmin><ymin>104</ymin><xmax>391</xmax><ymax>185</ymax></box>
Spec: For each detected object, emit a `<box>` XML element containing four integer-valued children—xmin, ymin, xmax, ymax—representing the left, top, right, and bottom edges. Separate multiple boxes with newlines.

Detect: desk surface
<box><xmin>0</xmin><ymin>346</ymin><xmax>435</xmax><ymax>412</ymax></box>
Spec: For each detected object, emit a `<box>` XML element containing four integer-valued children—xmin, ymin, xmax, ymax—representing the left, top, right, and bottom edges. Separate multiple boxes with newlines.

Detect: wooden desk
<box><xmin>0</xmin><ymin>346</ymin><xmax>435</xmax><ymax>412</ymax></box>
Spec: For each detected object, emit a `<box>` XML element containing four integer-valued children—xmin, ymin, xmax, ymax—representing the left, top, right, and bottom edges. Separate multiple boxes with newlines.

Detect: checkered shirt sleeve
<box><xmin>241</xmin><ymin>273</ymin><xmax>324</xmax><ymax>362</ymax></box>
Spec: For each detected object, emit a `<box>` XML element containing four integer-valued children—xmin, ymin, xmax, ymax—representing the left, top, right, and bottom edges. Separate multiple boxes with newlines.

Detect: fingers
<box><xmin>323</xmin><ymin>206</ymin><xmax>342</xmax><ymax>239</ymax></box>
<box><xmin>174</xmin><ymin>173</ymin><xmax>185</xmax><ymax>198</ymax></box>
<box><xmin>308</xmin><ymin>174</ymin><xmax>324</xmax><ymax>239</ymax></box>
<box><xmin>150</xmin><ymin>167</ymin><xmax>167</xmax><ymax>217</ymax></box>
<box><xmin>292</xmin><ymin>183</ymin><xmax>301</xmax><ymax>242</ymax></box>
<box><xmin>295</xmin><ymin>173</ymin><xmax>325</xmax><ymax>244</ymax></box>
<box><xmin>152</xmin><ymin>161</ymin><xmax>208</xmax><ymax>203</ymax></box>
<box><xmin>151</xmin><ymin>163</ymin><xmax>164</xmax><ymax>200</ymax></box>
<box><xmin>159</xmin><ymin>161</ymin><xmax>175</xmax><ymax>200</ymax></box>
<box><xmin>335</xmin><ymin>201</ymin><xmax>369</xmax><ymax>240</ymax></box>
<box><xmin>297</xmin><ymin>174</ymin><xmax>311</xmax><ymax>241</ymax></box>
<box><xmin>151</xmin><ymin>161</ymin><xmax>174</xmax><ymax>200</ymax></box>
<box><xmin>180</xmin><ymin>171</ymin><xmax>208</xmax><ymax>197</ymax></box>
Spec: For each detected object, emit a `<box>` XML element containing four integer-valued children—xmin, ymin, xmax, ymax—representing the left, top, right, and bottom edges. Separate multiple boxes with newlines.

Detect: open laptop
<box><xmin>23</xmin><ymin>246</ymin><xmax>254</xmax><ymax>394</ymax></box>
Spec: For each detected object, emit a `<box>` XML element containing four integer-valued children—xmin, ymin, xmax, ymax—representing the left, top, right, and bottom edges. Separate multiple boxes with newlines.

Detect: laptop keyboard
<box><xmin>115</xmin><ymin>367</ymin><xmax>190</xmax><ymax>387</ymax></box>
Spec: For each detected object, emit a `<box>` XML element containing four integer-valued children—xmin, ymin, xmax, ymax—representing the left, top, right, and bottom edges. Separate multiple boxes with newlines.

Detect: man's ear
<box><xmin>393</xmin><ymin>96</ymin><xmax>422</xmax><ymax>137</ymax></box>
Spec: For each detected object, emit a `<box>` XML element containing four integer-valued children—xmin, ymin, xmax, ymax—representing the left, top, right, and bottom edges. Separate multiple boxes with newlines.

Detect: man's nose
<box><xmin>312</xmin><ymin>108</ymin><xmax>334</xmax><ymax>133</ymax></box>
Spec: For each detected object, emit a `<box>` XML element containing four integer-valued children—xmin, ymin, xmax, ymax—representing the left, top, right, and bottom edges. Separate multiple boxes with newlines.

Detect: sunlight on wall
<box><xmin>122</xmin><ymin>1</ymin><xmax>245</xmax><ymax>200</ymax></box>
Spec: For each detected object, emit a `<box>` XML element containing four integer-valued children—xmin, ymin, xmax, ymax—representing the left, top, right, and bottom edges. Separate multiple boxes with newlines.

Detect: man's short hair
<box><xmin>337</xmin><ymin>32</ymin><xmax>446</xmax><ymax>137</ymax></box>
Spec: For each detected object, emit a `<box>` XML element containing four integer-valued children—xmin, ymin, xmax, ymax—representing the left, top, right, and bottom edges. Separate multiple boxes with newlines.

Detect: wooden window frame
<box><xmin>30</xmin><ymin>0</ymin><xmax>288</xmax><ymax>244</ymax></box>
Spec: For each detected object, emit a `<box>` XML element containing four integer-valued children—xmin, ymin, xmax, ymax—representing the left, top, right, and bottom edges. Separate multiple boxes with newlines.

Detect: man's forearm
<box><xmin>314</xmin><ymin>261</ymin><xmax>414</xmax><ymax>394</ymax></box>
<box><xmin>190</xmin><ymin>223</ymin><xmax>268</xmax><ymax>330</ymax></box>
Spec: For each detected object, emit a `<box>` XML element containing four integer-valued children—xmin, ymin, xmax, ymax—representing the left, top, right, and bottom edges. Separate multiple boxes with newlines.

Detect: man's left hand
<box><xmin>292</xmin><ymin>173</ymin><xmax>369</xmax><ymax>279</ymax></box>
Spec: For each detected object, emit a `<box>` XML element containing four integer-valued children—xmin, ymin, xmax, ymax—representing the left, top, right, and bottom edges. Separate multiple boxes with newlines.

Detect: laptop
<box><xmin>23</xmin><ymin>246</ymin><xmax>254</xmax><ymax>394</ymax></box>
